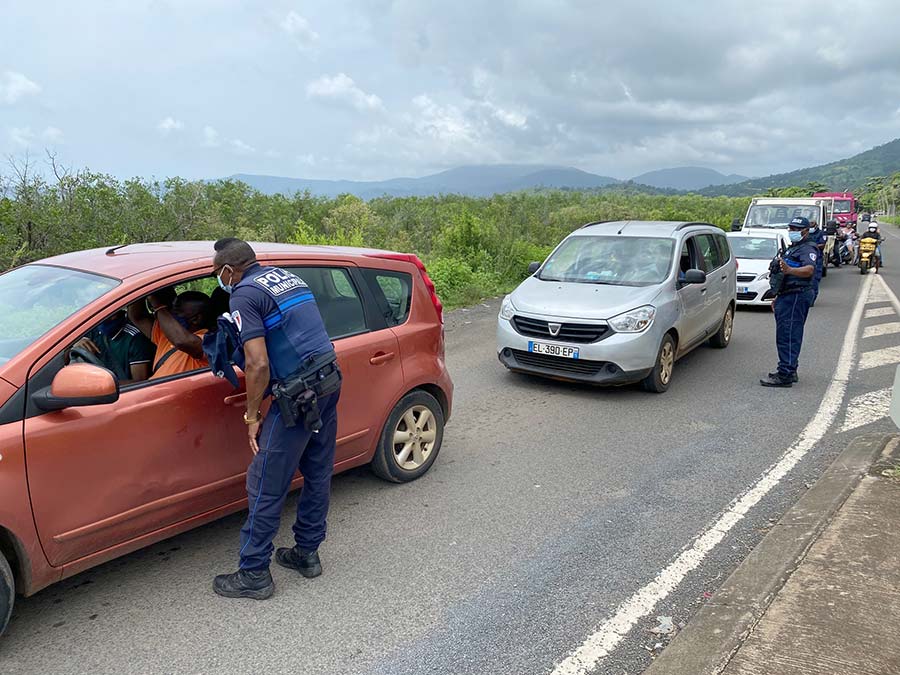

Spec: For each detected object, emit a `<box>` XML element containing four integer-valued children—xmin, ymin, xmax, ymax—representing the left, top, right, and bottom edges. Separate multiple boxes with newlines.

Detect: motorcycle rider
<box><xmin>864</xmin><ymin>222</ymin><xmax>884</xmax><ymax>267</ymax></box>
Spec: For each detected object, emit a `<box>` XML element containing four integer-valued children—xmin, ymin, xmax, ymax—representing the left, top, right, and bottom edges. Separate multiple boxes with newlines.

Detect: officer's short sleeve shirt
<box><xmin>228</xmin><ymin>270</ymin><xmax>276</xmax><ymax>342</ymax></box>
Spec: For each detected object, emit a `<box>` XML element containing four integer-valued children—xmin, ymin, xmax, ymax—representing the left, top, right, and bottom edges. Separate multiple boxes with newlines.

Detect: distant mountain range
<box><xmin>698</xmin><ymin>138</ymin><xmax>900</xmax><ymax>196</ymax></box>
<box><xmin>631</xmin><ymin>167</ymin><xmax>749</xmax><ymax>191</ymax></box>
<box><xmin>222</xmin><ymin>136</ymin><xmax>900</xmax><ymax>199</ymax></box>
<box><xmin>227</xmin><ymin>165</ymin><xmax>619</xmax><ymax>200</ymax></box>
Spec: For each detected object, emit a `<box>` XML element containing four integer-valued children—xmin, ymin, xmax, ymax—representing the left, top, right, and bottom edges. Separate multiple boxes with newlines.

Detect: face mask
<box><xmin>98</xmin><ymin>312</ymin><xmax>126</xmax><ymax>337</ymax></box>
<box><xmin>175</xmin><ymin>315</ymin><xmax>193</xmax><ymax>331</ymax></box>
<box><xmin>217</xmin><ymin>265</ymin><xmax>234</xmax><ymax>294</ymax></box>
<box><xmin>788</xmin><ymin>231</ymin><xmax>803</xmax><ymax>243</ymax></box>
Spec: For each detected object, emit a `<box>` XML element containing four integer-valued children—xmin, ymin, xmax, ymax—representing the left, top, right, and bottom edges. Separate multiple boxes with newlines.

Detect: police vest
<box><xmin>235</xmin><ymin>265</ymin><xmax>333</xmax><ymax>382</ymax></box>
<box><xmin>781</xmin><ymin>241</ymin><xmax>818</xmax><ymax>293</ymax></box>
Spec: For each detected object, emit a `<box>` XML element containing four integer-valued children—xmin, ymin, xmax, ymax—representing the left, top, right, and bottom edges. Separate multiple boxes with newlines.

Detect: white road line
<box><xmin>550</xmin><ymin>274</ymin><xmax>874</xmax><ymax>675</ymax></box>
<box><xmin>859</xmin><ymin>346</ymin><xmax>900</xmax><ymax>370</ymax></box>
<box><xmin>864</xmin><ymin>306</ymin><xmax>895</xmax><ymax>319</ymax></box>
<box><xmin>863</xmin><ymin>321</ymin><xmax>900</xmax><ymax>339</ymax></box>
<box><xmin>840</xmin><ymin>387</ymin><xmax>892</xmax><ymax>433</ymax></box>
<box><xmin>867</xmin><ymin>286</ymin><xmax>891</xmax><ymax>303</ymax></box>
<box><xmin>875</xmin><ymin>273</ymin><xmax>900</xmax><ymax>316</ymax></box>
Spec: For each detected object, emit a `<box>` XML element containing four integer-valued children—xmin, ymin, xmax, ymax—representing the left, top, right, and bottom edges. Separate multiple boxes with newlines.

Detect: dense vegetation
<box><xmin>699</xmin><ymin>138</ymin><xmax>900</xmax><ymax>197</ymax></box>
<box><xmin>0</xmin><ymin>158</ymin><xmax>752</xmax><ymax>307</ymax></box>
<box><xmin>2</xmin><ymin>156</ymin><xmax>898</xmax><ymax>308</ymax></box>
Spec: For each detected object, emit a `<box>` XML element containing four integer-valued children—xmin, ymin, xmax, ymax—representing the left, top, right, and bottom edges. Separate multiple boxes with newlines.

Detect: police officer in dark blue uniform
<box><xmin>808</xmin><ymin>219</ymin><xmax>826</xmax><ymax>306</ymax></box>
<box><xmin>211</xmin><ymin>238</ymin><xmax>342</xmax><ymax>599</ymax></box>
<box><xmin>760</xmin><ymin>217</ymin><xmax>818</xmax><ymax>388</ymax></box>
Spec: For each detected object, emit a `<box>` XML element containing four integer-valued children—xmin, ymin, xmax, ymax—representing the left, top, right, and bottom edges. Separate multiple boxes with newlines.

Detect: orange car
<box><xmin>0</xmin><ymin>242</ymin><xmax>452</xmax><ymax>636</ymax></box>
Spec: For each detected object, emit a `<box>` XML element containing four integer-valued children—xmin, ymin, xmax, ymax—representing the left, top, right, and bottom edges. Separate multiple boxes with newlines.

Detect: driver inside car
<box><xmin>70</xmin><ymin>309</ymin><xmax>155</xmax><ymax>385</ymax></box>
<box><xmin>128</xmin><ymin>288</ymin><xmax>212</xmax><ymax>379</ymax></box>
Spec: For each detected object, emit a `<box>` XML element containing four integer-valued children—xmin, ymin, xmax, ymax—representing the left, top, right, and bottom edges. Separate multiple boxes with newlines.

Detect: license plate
<box><xmin>528</xmin><ymin>341</ymin><xmax>579</xmax><ymax>359</ymax></box>
<box><xmin>739</xmin><ymin>286</ymin><xmax>750</xmax><ymax>293</ymax></box>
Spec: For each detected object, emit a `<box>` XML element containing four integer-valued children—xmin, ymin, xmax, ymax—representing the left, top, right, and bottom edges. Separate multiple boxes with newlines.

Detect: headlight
<box><xmin>499</xmin><ymin>295</ymin><xmax>516</xmax><ymax>321</ymax></box>
<box><xmin>757</xmin><ymin>271</ymin><xmax>770</xmax><ymax>281</ymax></box>
<box><xmin>608</xmin><ymin>305</ymin><xmax>656</xmax><ymax>333</ymax></box>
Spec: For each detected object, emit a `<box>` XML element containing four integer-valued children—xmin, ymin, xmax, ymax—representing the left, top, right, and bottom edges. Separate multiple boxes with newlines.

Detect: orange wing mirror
<box><xmin>32</xmin><ymin>363</ymin><xmax>120</xmax><ymax>412</ymax></box>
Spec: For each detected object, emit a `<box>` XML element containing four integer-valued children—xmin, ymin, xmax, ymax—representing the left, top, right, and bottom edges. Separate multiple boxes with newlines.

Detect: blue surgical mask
<box><xmin>98</xmin><ymin>312</ymin><xmax>126</xmax><ymax>337</ymax></box>
<box><xmin>175</xmin><ymin>315</ymin><xmax>193</xmax><ymax>331</ymax></box>
<box><xmin>217</xmin><ymin>265</ymin><xmax>234</xmax><ymax>294</ymax></box>
<box><xmin>788</xmin><ymin>231</ymin><xmax>803</xmax><ymax>243</ymax></box>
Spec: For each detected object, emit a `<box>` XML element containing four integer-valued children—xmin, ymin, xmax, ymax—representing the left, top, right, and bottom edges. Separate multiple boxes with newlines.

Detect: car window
<box><xmin>539</xmin><ymin>236</ymin><xmax>675</xmax><ymax>287</ymax></box>
<box><xmin>362</xmin><ymin>268</ymin><xmax>413</xmax><ymax>326</ymax></box>
<box><xmin>714</xmin><ymin>234</ymin><xmax>731</xmax><ymax>265</ymax></box>
<box><xmin>696</xmin><ymin>234</ymin><xmax>722</xmax><ymax>272</ymax></box>
<box><xmin>285</xmin><ymin>267</ymin><xmax>367</xmax><ymax>339</ymax></box>
<box><xmin>0</xmin><ymin>265</ymin><xmax>120</xmax><ymax>365</ymax></box>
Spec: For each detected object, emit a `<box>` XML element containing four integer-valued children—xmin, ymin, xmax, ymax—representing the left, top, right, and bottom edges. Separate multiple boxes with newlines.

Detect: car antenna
<box><xmin>105</xmin><ymin>244</ymin><xmax>130</xmax><ymax>256</ymax></box>
<box><xmin>617</xmin><ymin>221</ymin><xmax>631</xmax><ymax>235</ymax></box>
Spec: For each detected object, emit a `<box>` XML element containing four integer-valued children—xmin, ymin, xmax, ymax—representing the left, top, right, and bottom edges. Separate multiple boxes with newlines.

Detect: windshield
<box><xmin>833</xmin><ymin>199</ymin><xmax>852</xmax><ymax>214</ymax></box>
<box><xmin>0</xmin><ymin>265</ymin><xmax>120</xmax><ymax>364</ymax></box>
<box><xmin>728</xmin><ymin>236</ymin><xmax>778</xmax><ymax>259</ymax></box>
<box><xmin>746</xmin><ymin>204</ymin><xmax>820</xmax><ymax>228</ymax></box>
<box><xmin>539</xmin><ymin>236</ymin><xmax>675</xmax><ymax>287</ymax></box>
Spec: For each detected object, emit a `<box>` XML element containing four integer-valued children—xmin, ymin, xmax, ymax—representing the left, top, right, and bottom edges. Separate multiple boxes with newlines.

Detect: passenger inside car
<box><xmin>70</xmin><ymin>309</ymin><xmax>156</xmax><ymax>384</ymax></box>
<box><xmin>128</xmin><ymin>288</ymin><xmax>212</xmax><ymax>379</ymax></box>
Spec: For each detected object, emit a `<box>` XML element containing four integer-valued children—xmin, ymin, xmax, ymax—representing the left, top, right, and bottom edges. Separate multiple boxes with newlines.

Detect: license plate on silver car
<box><xmin>528</xmin><ymin>341</ymin><xmax>579</xmax><ymax>359</ymax></box>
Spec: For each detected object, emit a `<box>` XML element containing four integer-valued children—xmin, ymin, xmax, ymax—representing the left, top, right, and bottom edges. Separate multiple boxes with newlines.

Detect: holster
<box><xmin>271</xmin><ymin>351</ymin><xmax>342</xmax><ymax>431</ymax></box>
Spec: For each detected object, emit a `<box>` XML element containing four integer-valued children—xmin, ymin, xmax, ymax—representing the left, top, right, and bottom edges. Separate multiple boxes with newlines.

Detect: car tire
<box><xmin>709</xmin><ymin>305</ymin><xmax>734</xmax><ymax>349</ymax></box>
<box><xmin>371</xmin><ymin>390</ymin><xmax>445</xmax><ymax>483</ymax></box>
<box><xmin>642</xmin><ymin>334</ymin><xmax>675</xmax><ymax>394</ymax></box>
<box><xmin>1</xmin><ymin>554</ymin><xmax>13</xmax><ymax>638</ymax></box>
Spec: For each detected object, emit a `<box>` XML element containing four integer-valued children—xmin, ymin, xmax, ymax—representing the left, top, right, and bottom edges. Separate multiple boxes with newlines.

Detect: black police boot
<box><xmin>769</xmin><ymin>371</ymin><xmax>799</xmax><ymax>383</ymax></box>
<box><xmin>760</xmin><ymin>373</ymin><xmax>793</xmax><ymax>388</ymax></box>
<box><xmin>275</xmin><ymin>546</ymin><xmax>322</xmax><ymax>578</ymax></box>
<box><xmin>213</xmin><ymin>568</ymin><xmax>274</xmax><ymax>599</ymax></box>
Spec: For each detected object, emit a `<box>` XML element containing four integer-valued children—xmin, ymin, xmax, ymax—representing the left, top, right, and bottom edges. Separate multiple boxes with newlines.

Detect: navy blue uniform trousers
<box><xmin>774</xmin><ymin>289</ymin><xmax>814</xmax><ymax>378</ymax></box>
<box><xmin>239</xmin><ymin>390</ymin><xmax>340</xmax><ymax>570</ymax></box>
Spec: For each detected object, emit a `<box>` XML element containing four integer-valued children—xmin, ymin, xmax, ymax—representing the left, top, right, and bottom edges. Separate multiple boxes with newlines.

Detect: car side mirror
<box><xmin>32</xmin><ymin>363</ymin><xmax>119</xmax><ymax>412</ymax></box>
<box><xmin>681</xmin><ymin>269</ymin><xmax>707</xmax><ymax>284</ymax></box>
<box><xmin>731</xmin><ymin>218</ymin><xmax>742</xmax><ymax>232</ymax></box>
<box><xmin>527</xmin><ymin>262</ymin><xmax>541</xmax><ymax>275</ymax></box>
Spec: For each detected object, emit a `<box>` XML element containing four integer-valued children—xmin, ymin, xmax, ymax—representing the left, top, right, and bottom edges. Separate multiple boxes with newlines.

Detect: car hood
<box><xmin>736</xmin><ymin>258</ymin><xmax>771</xmax><ymax>275</ymax></box>
<box><xmin>510</xmin><ymin>277</ymin><xmax>662</xmax><ymax>320</ymax></box>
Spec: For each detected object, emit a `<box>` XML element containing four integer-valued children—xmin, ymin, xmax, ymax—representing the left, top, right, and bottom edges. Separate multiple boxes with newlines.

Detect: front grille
<box><xmin>737</xmin><ymin>291</ymin><xmax>757</xmax><ymax>301</ymax></box>
<box><xmin>736</xmin><ymin>274</ymin><xmax>757</xmax><ymax>283</ymax></box>
<box><xmin>510</xmin><ymin>349</ymin><xmax>606</xmax><ymax>375</ymax></box>
<box><xmin>512</xmin><ymin>315</ymin><xmax>609</xmax><ymax>343</ymax></box>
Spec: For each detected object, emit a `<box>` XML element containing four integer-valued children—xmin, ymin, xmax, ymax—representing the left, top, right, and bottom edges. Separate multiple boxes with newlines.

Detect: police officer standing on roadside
<box><xmin>211</xmin><ymin>238</ymin><xmax>342</xmax><ymax>600</ymax></box>
<box><xmin>760</xmin><ymin>217</ymin><xmax>818</xmax><ymax>388</ymax></box>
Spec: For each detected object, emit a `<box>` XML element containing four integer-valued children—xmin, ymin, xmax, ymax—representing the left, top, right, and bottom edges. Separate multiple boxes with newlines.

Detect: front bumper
<box><xmin>496</xmin><ymin>315</ymin><xmax>660</xmax><ymax>385</ymax></box>
<box><xmin>736</xmin><ymin>278</ymin><xmax>775</xmax><ymax>305</ymax></box>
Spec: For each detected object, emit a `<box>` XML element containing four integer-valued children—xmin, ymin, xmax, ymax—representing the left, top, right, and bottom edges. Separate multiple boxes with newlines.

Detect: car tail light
<box><xmin>368</xmin><ymin>253</ymin><xmax>444</xmax><ymax>324</ymax></box>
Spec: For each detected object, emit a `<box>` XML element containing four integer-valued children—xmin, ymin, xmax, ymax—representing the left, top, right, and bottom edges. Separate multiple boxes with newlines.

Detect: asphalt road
<box><xmin>4</xmin><ymin>227</ymin><xmax>900</xmax><ymax>675</ymax></box>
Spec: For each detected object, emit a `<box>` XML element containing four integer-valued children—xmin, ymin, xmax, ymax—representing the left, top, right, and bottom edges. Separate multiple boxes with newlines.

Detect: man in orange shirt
<box><xmin>129</xmin><ymin>290</ymin><xmax>211</xmax><ymax>378</ymax></box>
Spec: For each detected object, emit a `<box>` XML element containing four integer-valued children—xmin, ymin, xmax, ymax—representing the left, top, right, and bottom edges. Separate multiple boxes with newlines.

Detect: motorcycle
<box><xmin>858</xmin><ymin>235</ymin><xmax>881</xmax><ymax>275</ymax></box>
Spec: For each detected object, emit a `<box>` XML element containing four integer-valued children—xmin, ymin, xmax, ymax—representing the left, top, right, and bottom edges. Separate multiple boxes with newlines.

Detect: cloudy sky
<box><xmin>2</xmin><ymin>0</ymin><xmax>900</xmax><ymax>182</ymax></box>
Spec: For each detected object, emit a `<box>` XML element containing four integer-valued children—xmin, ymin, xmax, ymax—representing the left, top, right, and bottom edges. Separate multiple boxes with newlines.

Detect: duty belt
<box><xmin>271</xmin><ymin>352</ymin><xmax>342</xmax><ymax>430</ymax></box>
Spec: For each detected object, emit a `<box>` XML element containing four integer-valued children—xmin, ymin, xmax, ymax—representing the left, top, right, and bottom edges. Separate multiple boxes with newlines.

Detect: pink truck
<box><xmin>814</xmin><ymin>192</ymin><xmax>860</xmax><ymax>227</ymax></box>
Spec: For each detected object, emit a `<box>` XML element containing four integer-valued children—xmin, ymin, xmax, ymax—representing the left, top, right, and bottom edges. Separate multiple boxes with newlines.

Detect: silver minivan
<box><xmin>496</xmin><ymin>221</ymin><xmax>737</xmax><ymax>392</ymax></box>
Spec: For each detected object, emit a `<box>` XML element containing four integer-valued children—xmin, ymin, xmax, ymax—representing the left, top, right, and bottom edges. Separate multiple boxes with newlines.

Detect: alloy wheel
<box><xmin>659</xmin><ymin>342</ymin><xmax>674</xmax><ymax>384</ymax></box>
<box><xmin>392</xmin><ymin>405</ymin><xmax>437</xmax><ymax>470</ymax></box>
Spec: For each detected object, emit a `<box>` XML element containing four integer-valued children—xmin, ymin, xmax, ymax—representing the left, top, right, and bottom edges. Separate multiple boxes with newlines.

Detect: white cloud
<box><xmin>296</xmin><ymin>153</ymin><xmax>316</xmax><ymax>166</ymax></box>
<box><xmin>157</xmin><ymin>116</ymin><xmax>184</xmax><ymax>134</ymax></box>
<box><xmin>307</xmin><ymin>73</ymin><xmax>384</xmax><ymax>112</ymax></box>
<box><xmin>264</xmin><ymin>149</ymin><xmax>282</xmax><ymax>158</ymax></box>
<box><xmin>229</xmin><ymin>138</ymin><xmax>255</xmax><ymax>154</ymax></box>
<box><xmin>281</xmin><ymin>10</ymin><xmax>319</xmax><ymax>51</ymax></box>
<box><xmin>42</xmin><ymin>126</ymin><xmax>63</xmax><ymax>143</ymax></box>
<box><xmin>9</xmin><ymin>127</ymin><xmax>34</xmax><ymax>147</ymax></box>
<box><xmin>202</xmin><ymin>125</ymin><xmax>220</xmax><ymax>147</ymax></box>
<box><xmin>0</xmin><ymin>71</ymin><xmax>41</xmax><ymax>104</ymax></box>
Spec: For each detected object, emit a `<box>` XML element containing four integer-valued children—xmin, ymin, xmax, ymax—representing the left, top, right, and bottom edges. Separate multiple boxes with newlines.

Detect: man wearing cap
<box><xmin>760</xmin><ymin>216</ymin><xmax>818</xmax><ymax>388</ymax></box>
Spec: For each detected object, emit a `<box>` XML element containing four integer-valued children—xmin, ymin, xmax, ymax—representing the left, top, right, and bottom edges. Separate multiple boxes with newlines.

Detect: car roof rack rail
<box><xmin>580</xmin><ymin>219</ymin><xmax>614</xmax><ymax>229</ymax></box>
<box><xmin>674</xmin><ymin>221</ymin><xmax>710</xmax><ymax>231</ymax></box>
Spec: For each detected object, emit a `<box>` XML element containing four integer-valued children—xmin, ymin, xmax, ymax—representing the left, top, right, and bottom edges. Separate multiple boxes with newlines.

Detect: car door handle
<box><xmin>700</xmin><ymin>288</ymin><xmax>707</xmax><ymax>294</ymax></box>
<box><xmin>369</xmin><ymin>351</ymin><xmax>396</xmax><ymax>365</ymax></box>
<box><xmin>721</xmin><ymin>275</ymin><xmax>728</xmax><ymax>281</ymax></box>
<box><xmin>224</xmin><ymin>391</ymin><xmax>247</xmax><ymax>405</ymax></box>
